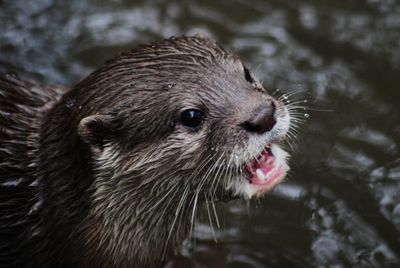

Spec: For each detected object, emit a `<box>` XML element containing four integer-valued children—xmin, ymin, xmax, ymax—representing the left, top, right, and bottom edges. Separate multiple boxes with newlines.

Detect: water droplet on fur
<box><xmin>163</xmin><ymin>83</ymin><xmax>175</xmax><ymax>90</ymax></box>
<box><xmin>2</xmin><ymin>111</ymin><xmax>11</xmax><ymax>117</ymax></box>
<box><xmin>304</xmin><ymin>113</ymin><xmax>310</xmax><ymax>118</ymax></box>
<box><xmin>65</xmin><ymin>99</ymin><xmax>75</xmax><ymax>109</ymax></box>
<box><xmin>283</xmin><ymin>95</ymin><xmax>288</xmax><ymax>100</ymax></box>
<box><xmin>304</xmin><ymin>100</ymin><xmax>308</xmax><ymax>103</ymax></box>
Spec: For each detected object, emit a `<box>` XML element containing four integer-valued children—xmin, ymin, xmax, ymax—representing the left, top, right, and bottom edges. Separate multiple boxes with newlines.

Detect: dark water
<box><xmin>1</xmin><ymin>0</ymin><xmax>400</xmax><ymax>267</ymax></box>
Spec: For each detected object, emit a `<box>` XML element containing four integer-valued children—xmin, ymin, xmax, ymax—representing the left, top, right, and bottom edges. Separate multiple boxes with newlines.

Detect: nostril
<box><xmin>241</xmin><ymin>101</ymin><xmax>276</xmax><ymax>134</ymax></box>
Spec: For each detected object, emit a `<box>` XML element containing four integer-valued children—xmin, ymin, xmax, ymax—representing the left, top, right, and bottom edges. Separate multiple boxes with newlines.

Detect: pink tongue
<box><xmin>246</xmin><ymin>150</ymin><xmax>277</xmax><ymax>184</ymax></box>
<box><xmin>251</xmin><ymin>151</ymin><xmax>274</xmax><ymax>170</ymax></box>
<box><xmin>260</xmin><ymin>165</ymin><xmax>273</xmax><ymax>174</ymax></box>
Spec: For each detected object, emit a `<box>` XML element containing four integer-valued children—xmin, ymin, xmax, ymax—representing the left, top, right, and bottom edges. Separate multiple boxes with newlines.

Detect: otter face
<box><xmin>74</xmin><ymin>35</ymin><xmax>293</xmax><ymax>264</ymax></box>
<box><xmin>77</xmin><ymin>35</ymin><xmax>291</xmax><ymax>203</ymax></box>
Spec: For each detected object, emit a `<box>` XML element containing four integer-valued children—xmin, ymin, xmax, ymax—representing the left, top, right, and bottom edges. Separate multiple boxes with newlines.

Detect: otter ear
<box><xmin>78</xmin><ymin>115</ymin><xmax>117</xmax><ymax>154</ymax></box>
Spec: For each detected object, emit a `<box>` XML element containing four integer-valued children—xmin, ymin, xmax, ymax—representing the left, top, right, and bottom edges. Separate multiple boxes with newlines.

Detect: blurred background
<box><xmin>1</xmin><ymin>0</ymin><xmax>400</xmax><ymax>267</ymax></box>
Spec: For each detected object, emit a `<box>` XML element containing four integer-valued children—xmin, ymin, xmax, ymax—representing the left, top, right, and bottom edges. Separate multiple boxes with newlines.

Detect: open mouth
<box><xmin>222</xmin><ymin>143</ymin><xmax>289</xmax><ymax>199</ymax></box>
<box><xmin>243</xmin><ymin>144</ymin><xmax>286</xmax><ymax>195</ymax></box>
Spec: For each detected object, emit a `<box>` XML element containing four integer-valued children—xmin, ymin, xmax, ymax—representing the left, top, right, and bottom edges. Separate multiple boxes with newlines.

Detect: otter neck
<box><xmin>37</xmin><ymin>97</ymin><xmax>97</xmax><ymax>266</ymax></box>
<box><xmin>81</xmin><ymin>164</ymin><xmax>196</xmax><ymax>267</ymax></box>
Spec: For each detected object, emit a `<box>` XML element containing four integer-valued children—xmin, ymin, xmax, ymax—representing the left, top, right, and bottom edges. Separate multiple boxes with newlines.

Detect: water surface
<box><xmin>1</xmin><ymin>0</ymin><xmax>400</xmax><ymax>267</ymax></box>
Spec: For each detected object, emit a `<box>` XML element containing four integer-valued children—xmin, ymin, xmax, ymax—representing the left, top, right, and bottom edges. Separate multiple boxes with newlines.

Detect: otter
<box><xmin>0</xmin><ymin>35</ymin><xmax>291</xmax><ymax>267</ymax></box>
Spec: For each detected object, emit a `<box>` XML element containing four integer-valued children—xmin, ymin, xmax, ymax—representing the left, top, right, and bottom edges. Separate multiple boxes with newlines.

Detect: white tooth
<box><xmin>256</xmin><ymin>169</ymin><xmax>266</xmax><ymax>180</ymax></box>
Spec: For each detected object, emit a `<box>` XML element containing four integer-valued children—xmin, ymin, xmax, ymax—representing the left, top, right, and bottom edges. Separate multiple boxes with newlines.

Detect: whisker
<box><xmin>189</xmin><ymin>191</ymin><xmax>199</xmax><ymax>239</ymax></box>
<box><xmin>211</xmin><ymin>200</ymin><xmax>220</xmax><ymax>228</ymax></box>
<box><xmin>163</xmin><ymin>184</ymin><xmax>190</xmax><ymax>258</ymax></box>
<box><xmin>205</xmin><ymin>193</ymin><xmax>218</xmax><ymax>243</ymax></box>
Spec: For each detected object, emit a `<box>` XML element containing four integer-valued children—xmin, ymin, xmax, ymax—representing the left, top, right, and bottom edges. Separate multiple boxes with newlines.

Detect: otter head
<box><xmin>71</xmin><ymin>35</ymin><xmax>291</xmax><ymax>266</ymax></box>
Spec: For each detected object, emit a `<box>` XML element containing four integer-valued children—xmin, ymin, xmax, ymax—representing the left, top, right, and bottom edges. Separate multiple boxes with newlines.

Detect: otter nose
<box><xmin>242</xmin><ymin>101</ymin><xmax>276</xmax><ymax>134</ymax></box>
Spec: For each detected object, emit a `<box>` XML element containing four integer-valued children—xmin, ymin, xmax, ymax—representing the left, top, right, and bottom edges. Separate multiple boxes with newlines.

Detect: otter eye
<box><xmin>243</xmin><ymin>65</ymin><xmax>254</xmax><ymax>84</ymax></box>
<box><xmin>180</xmin><ymin>109</ymin><xmax>204</xmax><ymax>129</ymax></box>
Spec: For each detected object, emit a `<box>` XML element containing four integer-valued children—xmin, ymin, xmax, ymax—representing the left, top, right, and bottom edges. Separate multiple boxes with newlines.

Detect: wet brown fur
<box><xmin>0</xmin><ymin>35</ymin><xmax>286</xmax><ymax>267</ymax></box>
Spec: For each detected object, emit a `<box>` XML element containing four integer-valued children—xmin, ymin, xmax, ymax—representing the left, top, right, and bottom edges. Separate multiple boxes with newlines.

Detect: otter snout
<box><xmin>241</xmin><ymin>101</ymin><xmax>276</xmax><ymax>134</ymax></box>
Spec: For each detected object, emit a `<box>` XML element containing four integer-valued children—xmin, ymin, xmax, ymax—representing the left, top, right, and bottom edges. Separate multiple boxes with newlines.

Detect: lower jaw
<box><xmin>221</xmin><ymin>165</ymin><xmax>288</xmax><ymax>200</ymax></box>
<box><xmin>247</xmin><ymin>168</ymin><xmax>285</xmax><ymax>197</ymax></box>
<box><xmin>226</xmin><ymin>144</ymin><xmax>290</xmax><ymax>199</ymax></box>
